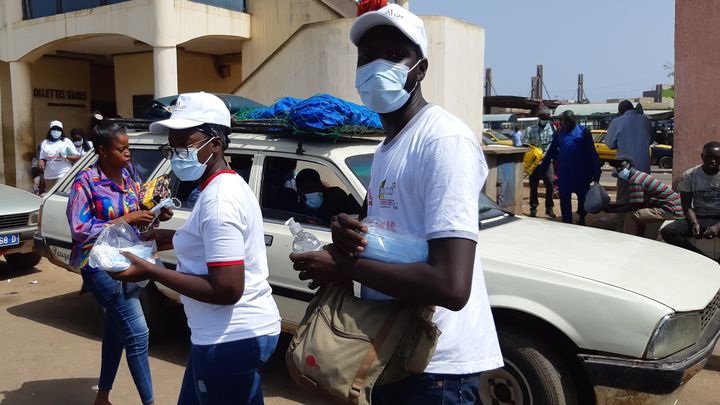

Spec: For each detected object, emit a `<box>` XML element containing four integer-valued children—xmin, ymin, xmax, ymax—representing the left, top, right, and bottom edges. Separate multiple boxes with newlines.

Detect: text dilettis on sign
<box><xmin>33</xmin><ymin>88</ymin><xmax>87</xmax><ymax>101</ymax></box>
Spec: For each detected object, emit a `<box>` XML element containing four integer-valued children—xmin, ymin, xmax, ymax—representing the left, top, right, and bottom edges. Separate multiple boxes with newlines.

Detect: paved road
<box><xmin>1</xmin><ymin>259</ymin><xmax>718</xmax><ymax>404</ymax></box>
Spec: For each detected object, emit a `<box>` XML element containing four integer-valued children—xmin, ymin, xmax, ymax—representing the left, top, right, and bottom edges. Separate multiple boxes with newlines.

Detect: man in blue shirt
<box><xmin>604</xmin><ymin>100</ymin><xmax>653</xmax><ymax>230</ymax></box>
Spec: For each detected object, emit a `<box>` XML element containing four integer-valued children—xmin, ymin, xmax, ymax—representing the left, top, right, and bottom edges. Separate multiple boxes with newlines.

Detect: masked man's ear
<box><xmin>417</xmin><ymin>58</ymin><xmax>429</xmax><ymax>82</ymax></box>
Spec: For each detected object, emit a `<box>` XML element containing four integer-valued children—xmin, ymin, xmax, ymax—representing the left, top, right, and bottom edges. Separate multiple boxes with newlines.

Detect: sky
<box><xmin>411</xmin><ymin>0</ymin><xmax>675</xmax><ymax>102</ymax></box>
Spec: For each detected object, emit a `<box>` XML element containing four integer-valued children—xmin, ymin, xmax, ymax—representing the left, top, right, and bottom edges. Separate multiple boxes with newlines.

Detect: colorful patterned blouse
<box><xmin>66</xmin><ymin>163</ymin><xmax>142</xmax><ymax>270</ymax></box>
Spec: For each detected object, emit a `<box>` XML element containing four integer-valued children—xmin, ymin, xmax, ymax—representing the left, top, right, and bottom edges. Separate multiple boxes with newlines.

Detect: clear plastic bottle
<box><xmin>285</xmin><ymin>218</ymin><xmax>322</xmax><ymax>253</ymax></box>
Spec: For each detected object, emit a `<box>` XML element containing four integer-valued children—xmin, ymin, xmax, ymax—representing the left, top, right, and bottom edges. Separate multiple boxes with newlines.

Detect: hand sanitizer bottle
<box><xmin>285</xmin><ymin>218</ymin><xmax>322</xmax><ymax>253</ymax></box>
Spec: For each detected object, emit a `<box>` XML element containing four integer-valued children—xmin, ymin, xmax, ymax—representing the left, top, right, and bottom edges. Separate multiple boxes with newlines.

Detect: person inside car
<box><xmin>296</xmin><ymin>168</ymin><xmax>360</xmax><ymax>224</ymax></box>
<box><xmin>110</xmin><ymin>92</ymin><xmax>281</xmax><ymax>404</ymax></box>
<box><xmin>288</xmin><ymin>5</ymin><xmax>502</xmax><ymax>404</ymax></box>
<box><xmin>661</xmin><ymin>141</ymin><xmax>720</xmax><ymax>256</ymax></box>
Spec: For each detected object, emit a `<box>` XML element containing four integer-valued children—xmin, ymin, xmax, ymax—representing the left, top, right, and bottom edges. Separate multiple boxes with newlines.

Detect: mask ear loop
<box><xmin>406</xmin><ymin>58</ymin><xmax>425</xmax><ymax>96</ymax></box>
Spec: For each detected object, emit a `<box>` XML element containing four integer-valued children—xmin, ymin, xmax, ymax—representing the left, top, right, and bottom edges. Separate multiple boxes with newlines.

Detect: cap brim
<box><xmin>350</xmin><ymin>12</ymin><xmax>415</xmax><ymax>51</ymax></box>
<box><xmin>149</xmin><ymin>118</ymin><xmax>204</xmax><ymax>134</ymax></box>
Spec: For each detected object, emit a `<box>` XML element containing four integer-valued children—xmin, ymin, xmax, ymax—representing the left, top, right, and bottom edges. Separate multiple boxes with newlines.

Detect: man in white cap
<box><xmin>289</xmin><ymin>4</ymin><xmax>502</xmax><ymax>403</ymax></box>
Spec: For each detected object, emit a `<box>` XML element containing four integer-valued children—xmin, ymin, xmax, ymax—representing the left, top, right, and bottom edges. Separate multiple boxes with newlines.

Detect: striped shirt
<box><xmin>628</xmin><ymin>170</ymin><xmax>684</xmax><ymax>217</ymax></box>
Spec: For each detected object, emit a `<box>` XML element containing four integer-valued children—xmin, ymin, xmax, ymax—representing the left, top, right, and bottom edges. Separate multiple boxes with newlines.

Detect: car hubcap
<box><xmin>479</xmin><ymin>359</ymin><xmax>532</xmax><ymax>405</ymax></box>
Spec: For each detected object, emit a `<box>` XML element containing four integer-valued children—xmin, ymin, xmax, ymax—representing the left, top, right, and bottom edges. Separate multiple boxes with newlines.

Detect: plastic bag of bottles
<box><xmin>358</xmin><ymin>217</ymin><xmax>428</xmax><ymax>300</ymax></box>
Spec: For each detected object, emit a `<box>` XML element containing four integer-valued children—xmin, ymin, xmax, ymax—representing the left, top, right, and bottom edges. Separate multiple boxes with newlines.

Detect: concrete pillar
<box><xmin>153</xmin><ymin>46</ymin><xmax>178</xmax><ymax>99</ymax></box>
<box><xmin>8</xmin><ymin>61</ymin><xmax>33</xmax><ymax>190</ymax></box>
<box><xmin>0</xmin><ymin>62</ymin><xmax>5</xmax><ymax>184</ymax></box>
<box><xmin>674</xmin><ymin>0</ymin><xmax>720</xmax><ymax>181</ymax></box>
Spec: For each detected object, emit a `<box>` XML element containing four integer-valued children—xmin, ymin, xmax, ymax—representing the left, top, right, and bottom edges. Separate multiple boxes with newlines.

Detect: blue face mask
<box><xmin>304</xmin><ymin>192</ymin><xmax>324</xmax><ymax>210</ymax></box>
<box><xmin>616</xmin><ymin>167</ymin><xmax>631</xmax><ymax>180</ymax></box>
<box><xmin>355</xmin><ymin>58</ymin><xmax>422</xmax><ymax>114</ymax></box>
<box><xmin>50</xmin><ymin>130</ymin><xmax>62</xmax><ymax>139</ymax></box>
<box><xmin>170</xmin><ymin>137</ymin><xmax>214</xmax><ymax>182</ymax></box>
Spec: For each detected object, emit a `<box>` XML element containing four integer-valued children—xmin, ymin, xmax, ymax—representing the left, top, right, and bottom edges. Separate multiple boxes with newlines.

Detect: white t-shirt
<box><xmin>173</xmin><ymin>170</ymin><xmax>281</xmax><ymax>345</ymax></box>
<box><xmin>39</xmin><ymin>138</ymin><xmax>78</xmax><ymax>180</ymax></box>
<box><xmin>365</xmin><ymin>104</ymin><xmax>503</xmax><ymax>374</ymax></box>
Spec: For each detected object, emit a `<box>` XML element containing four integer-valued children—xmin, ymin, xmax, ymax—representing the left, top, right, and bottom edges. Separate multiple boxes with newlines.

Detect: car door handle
<box><xmin>265</xmin><ymin>235</ymin><xmax>273</xmax><ymax>246</ymax></box>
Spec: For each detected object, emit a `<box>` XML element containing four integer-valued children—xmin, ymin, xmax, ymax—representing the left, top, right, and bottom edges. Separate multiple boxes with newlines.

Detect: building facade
<box><xmin>0</xmin><ymin>0</ymin><xmax>486</xmax><ymax>190</ymax></box>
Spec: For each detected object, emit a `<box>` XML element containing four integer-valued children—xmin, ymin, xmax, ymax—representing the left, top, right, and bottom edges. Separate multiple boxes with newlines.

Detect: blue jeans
<box><xmin>371</xmin><ymin>372</ymin><xmax>482</xmax><ymax>405</ymax></box>
<box><xmin>178</xmin><ymin>334</ymin><xmax>279</xmax><ymax>405</ymax></box>
<box><xmin>82</xmin><ymin>269</ymin><xmax>154</xmax><ymax>404</ymax></box>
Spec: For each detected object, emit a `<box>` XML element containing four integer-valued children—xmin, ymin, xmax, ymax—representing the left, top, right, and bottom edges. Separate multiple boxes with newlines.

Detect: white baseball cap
<box><xmin>149</xmin><ymin>92</ymin><xmax>231</xmax><ymax>134</ymax></box>
<box><xmin>49</xmin><ymin>120</ymin><xmax>63</xmax><ymax>129</ymax></box>
<box><xmin>349</xmin><ymin>4</ymin><xmax>428</xmax><ymax>58</ymax></box>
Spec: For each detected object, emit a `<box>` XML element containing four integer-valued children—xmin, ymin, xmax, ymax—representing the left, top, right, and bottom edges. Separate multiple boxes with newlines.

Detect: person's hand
<box><xmin>38</xmin><ymin>160</ymin><xmax>45</xmax><ymax>171</ymax></box>
<box><xmin>109</xmin><ymin>252</ymin><xmax>156</xmax><ymax>282</ymax></box>
<box><xmin>158</xmin><ymin>207</ymin><xmax>174</xmax><ymax>222</ymax></box>
<box><xmin>330</xmin><ymin>214</ymin><xmax>368</xmax><ymax>257</ymax></box>
<box><xmin>123</xmin><ymin>210</ymin><xmax>155</xmax><ymax>226</ymax></box>
<box><xmin>692</xmin><ymin>221</ymin><xmax>702</xmax><ymax>238</ymax></box>
<box><xmin>290</xmin><ymin>245</ymin><xmax>348</xmax><ymax>289</ymax></box>
<box><xmin>703</xmin><ymin>223</ymin><xmax>720</xmax><ymax>239</ymax></box>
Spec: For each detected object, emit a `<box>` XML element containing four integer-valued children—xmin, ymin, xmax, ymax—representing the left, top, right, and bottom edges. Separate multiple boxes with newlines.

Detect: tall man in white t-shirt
<box><xmin>289</xmin><ymin>5</ymin><xmax>502</xmax><ymax>404</ymax></box>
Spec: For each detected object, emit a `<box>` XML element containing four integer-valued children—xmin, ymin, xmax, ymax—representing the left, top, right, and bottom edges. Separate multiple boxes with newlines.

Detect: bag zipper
<box><xmin>317</xmin><ymin>307</ymin><xmax>373</xmax><ymax>343</ymax></box>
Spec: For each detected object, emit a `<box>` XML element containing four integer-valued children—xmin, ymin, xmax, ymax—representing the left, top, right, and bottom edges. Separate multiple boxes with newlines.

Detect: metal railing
<box><xmin>22</xmin><ymin>0</ymin><xmax>131</xmax><ymax>20</ymax></box>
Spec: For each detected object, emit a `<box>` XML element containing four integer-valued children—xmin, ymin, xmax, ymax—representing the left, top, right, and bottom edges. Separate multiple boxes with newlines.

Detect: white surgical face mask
<box><xmin>355</xmin><ymin>58</ymin><xmax>422</xmax><ymax>114</ymax></box>
<box><xmin>170</xmin><ymin>137</ymin><xmax>214</xmax><ymax>182</ymax></box>
<box><xmin>73</xmin><ymin>140</ymin><xmax>83</xmax><ymax>147</ymax></box>
<box><xmin>50</xmin><ymin>130</ymin><xmax>62</xmax><ymax>140</ymax></box>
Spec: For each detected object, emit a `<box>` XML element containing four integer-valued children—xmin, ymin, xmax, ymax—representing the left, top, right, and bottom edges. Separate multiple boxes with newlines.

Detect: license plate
<box><xmin>0</xmin><ymin>234</ymin><xmax>20</xmax><ymax>247</ymax></box>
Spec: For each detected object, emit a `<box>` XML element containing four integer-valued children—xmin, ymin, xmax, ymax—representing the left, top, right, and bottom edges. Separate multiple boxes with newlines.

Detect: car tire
<box><xmin>658</xmin><ymin>156</ymin><xmax>673</xmax><ymax>169</ymax></box>
<box><xmin>479</xmin><ymin>327</ymin><xmax>578</xmax><ymax>405</ymax></box>
<box><xmin>4</xmin><ymin>252</ymin><xmax>41</xmax><ymax>270</ymax></box>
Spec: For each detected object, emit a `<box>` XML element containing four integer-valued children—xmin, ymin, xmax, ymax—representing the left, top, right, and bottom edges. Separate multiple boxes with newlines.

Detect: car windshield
<box><xmin>345</xmin><ymin>154</ymin><xmax>509</xmax><ymax>223</ymax></box>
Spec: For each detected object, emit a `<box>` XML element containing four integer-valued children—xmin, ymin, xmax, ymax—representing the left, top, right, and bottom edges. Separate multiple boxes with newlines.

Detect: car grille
<box><xmin>0</xmin><ymin>213</ymin><xmax>29</xmax><ymax>230</ymax></box>
<box><xmin>701</xmin><ymin>289</ymin><xmax>720</xmax><ymax>331</ymax></box>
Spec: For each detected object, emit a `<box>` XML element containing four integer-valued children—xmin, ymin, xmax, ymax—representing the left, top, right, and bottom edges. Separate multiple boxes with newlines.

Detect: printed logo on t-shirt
<box><xmin>378</xmin><ymin>179</ymin><xmax>398</xmax><ymax>209</ymax></box>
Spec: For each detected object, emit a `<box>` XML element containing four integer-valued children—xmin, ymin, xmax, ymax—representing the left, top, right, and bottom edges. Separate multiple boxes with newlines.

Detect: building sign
<box><xmin>33</xmin><ymin>88</ymin><xmax>88</xmax><ymax>101</ymax></box>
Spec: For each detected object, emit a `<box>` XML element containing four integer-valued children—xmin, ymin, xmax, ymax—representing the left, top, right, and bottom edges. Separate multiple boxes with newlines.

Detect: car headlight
<box><xmin>28</xmin><ymin>211</ymin><xmax>39</xmax><ymax>226</ymax></box>
<box><xmin>644</xmin><ymin>312</ymin><xmax>701</xmax><ymax>359</ymax></box>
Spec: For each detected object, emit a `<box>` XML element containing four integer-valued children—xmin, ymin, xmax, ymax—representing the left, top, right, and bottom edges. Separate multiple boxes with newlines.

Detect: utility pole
<box><xmin>484</xmin><ymin>68</ymin><xmax>492</xmax><ymax>97</ymax></box>
<box><xmin>577</xmin><ymin>74</ymin><xmax>586</xmax><ymax>103</ymax></box>
<box><xmin>535</xmin><ymin>64</ymin><xmax>544</xmax><ymax>100</ymax></box>
<box><xmin>531</xmin><ymin>76</ymin><xmax>538</xmax><ymax>99</ymax></box>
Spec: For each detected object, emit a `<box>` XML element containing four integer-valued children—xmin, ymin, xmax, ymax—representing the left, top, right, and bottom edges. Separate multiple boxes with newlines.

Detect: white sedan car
<box><xmin>36</xmin><ymin>130</ymin><xmax>720</xmax><ymax>405</ymax></box>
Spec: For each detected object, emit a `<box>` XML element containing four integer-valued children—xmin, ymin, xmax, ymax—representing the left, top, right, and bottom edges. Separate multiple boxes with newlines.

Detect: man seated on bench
<box><xmin>661</xmin><ymin>141</ymin><xmax>720</xmax><ymax>258</ymax></box>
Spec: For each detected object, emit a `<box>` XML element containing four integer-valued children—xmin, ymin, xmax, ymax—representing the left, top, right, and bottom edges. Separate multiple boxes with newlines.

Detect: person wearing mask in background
<box><xmin>604</xmin><ymin>100</ymin><xmax>653</xmax><ymax>231</ymax></box>
<box><xmin>604</xmin><ymin>157</ymin><xmax>683</xmax><ymax>238</ymax></box>
<box><xmin>296</xmin><ymin>168</ymin><xmax>360</xmax><ymax>224</ymax></box>
<box><xmin>510</xmin><ymin>125</ymin><xmax>523</xmax><ymax>147</ymax></box>
<box><xmin>67</xmin><ymin>121</ymin><xmax>172</xmax><ymax>405</ymax></box>
<box><xmin>39</xmin><ymin>120</ymin><xmax>80</xmax><ymax>190</ymax></box>
<box><xmin>524</xmin><ymin>105</ymin><xmax>556</xmax><ymax>218</ymax></box>
<box><xmin>290</xmin><ymin>5</ymin><xmax>503</xmax><ymax>403</ymax></box>
<box><xmin>111</xmin><ymin>92</ymin><xmax>281</xmax><ymax>404</ymax></box>
<box><xmin>661</xmin><ymin>142</ymin><xmax>720</xmax><ymax>257</ymax></box>
<box><xmin>71</xmin><ymin>128</ymin><xmax>94</xmax><ymax>158</ymax></box>
<box><xmin>537</xmin><ymin>110</ymin><xmax>601</xmax><ymax>225</ymax></box>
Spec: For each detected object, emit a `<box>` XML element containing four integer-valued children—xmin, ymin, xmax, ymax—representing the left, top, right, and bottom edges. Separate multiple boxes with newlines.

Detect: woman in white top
<box><xmin>70</xmin><ymin>128</ymin><xmax>94</xmax><ymax>157</ymax></box>
<box><xmin>112</xmin><ymin>93</ymin><xmax>281</xmax><ymax>405</ymax></box>
<box><xmin>39</xmin><ymin>120</ymin><xmax>80</xmax><ymax>189</ymax></box>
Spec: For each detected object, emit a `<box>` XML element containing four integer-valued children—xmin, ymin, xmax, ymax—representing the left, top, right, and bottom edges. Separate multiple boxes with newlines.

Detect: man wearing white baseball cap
<box><xmin>114</xmin><ymin>92</ymin><xmax>281</xmax><ymax>404</ymax></box>
<box><xmin>290</xmin><ymin>4</ymin><xmax>503</xmax><ymax>404</ymax></box>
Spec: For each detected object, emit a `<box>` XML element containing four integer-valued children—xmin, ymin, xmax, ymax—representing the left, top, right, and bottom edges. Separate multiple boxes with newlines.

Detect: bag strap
<box><xmin>348</xmin><ymin>304</ymin><xmax>404</xmax><ymax>404</ymax></box>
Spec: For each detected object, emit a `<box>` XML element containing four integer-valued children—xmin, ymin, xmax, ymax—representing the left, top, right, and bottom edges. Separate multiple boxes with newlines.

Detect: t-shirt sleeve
<box><xmin>38</xmin><ymin>142</ymin><xmax>47</xmax><ymax>160</ymax></box>
<box><xmin>420</xmin><ymin>134</ymin><xmax>485</xmax><ymax>241</ymax></box>
<box><xmin>677</xmin><ymin>169</ymin><xmax>694</xmax><ymax>193</ymax></box>
<box><xmin>201</xmin><ymin>197</ymin><xmax>246</xmax><ymax>267</ymax></box>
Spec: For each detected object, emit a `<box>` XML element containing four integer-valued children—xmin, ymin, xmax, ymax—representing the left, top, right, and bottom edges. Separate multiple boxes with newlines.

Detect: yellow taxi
<box><xmin>483</xmin><ymin>130</ymin><xmax>514</xmax><ymax>146</ymax></box>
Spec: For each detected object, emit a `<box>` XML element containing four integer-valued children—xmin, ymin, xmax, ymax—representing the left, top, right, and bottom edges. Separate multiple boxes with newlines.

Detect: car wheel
<box><xmin>479</xmin><ymin>327</ymin><xmax>578</xmax><ymax>405</ymax></box>
<box><xmin>658</xmin><ymin>156</ymin><xmax>673</xmax><ymax>169</ymax></box>
<box><xmin>4</xmin><ymin>252</ymin><xmax>41</xmax><ymax>270</ymax></box>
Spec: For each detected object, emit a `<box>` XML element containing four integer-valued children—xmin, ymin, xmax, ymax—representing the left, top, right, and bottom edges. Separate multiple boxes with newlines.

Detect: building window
<box><xmin>22</xmin><ymin>0</ymin><xmax>132</xmax><ymax>20</ymax></box>
<box><xmin>189</xmin><ymin>0</ymin><xmax>245</xmax><ymax>13</ymax></box>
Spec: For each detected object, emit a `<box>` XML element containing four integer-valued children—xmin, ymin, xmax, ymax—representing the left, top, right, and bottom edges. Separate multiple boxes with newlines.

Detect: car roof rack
<box><xmin>107</xmin><ymin>117</ymin><xmax>385</xmax><ymax>142</ymax></box>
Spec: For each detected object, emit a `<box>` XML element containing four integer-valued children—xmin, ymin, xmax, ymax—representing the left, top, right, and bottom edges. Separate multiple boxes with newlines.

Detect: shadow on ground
<box><xmin>0</xmin><ymin>377</ymin><xmax>96</xmax><ymax>404</ymax></box>
<box><xmin>0</xmin><ymin>259</ymin><xmax>42</xmax><ymax>277</ymax></box>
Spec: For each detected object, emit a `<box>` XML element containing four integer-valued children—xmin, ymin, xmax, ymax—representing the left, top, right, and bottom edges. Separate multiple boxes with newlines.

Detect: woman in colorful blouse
<box><xmin>66</xmin><ymin>121</ymin><xmax>171</xmax><ymax>405</ymax></box>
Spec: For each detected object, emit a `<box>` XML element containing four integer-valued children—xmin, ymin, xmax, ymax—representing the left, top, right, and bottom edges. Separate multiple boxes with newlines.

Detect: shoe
<box><xmin>545</xmin><ymin>209</ymin><xmax>557</xmax><ymax>218</ymax></box>
<box><xmin>530</xmin><ymin>209</ymin><xmax>537</xmax><ymax>217</ymax></box>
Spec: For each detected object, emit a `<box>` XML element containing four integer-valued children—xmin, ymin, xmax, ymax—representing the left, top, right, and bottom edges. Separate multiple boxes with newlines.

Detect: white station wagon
<box><xmin>35</xmin><ymin>128</ymin><xmax>720</xmax><ymax>405</ymax></box>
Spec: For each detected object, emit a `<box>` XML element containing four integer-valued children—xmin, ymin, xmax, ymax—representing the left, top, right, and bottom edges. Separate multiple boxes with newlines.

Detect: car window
<box><xmin>131</xmin><ymin>148</ymin><xmax>165</xmax><ymax>182</ymax></box>
<box><xmin>345</xmin><ymin>154</ymin><xmax>373</xmax><ymax>189</ymax></box>
<box><xmin>260</xmin><ymin>156</ymin><xmax>360</xmax><ymax>227</ymax></box>
<box><xmin>169</xmin><ymin>153</ymin><xmax>254</xmax><ymax>210</ymax></box>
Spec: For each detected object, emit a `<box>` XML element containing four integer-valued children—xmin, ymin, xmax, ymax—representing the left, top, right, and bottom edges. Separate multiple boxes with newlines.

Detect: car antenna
<box><xmin>296</xmin><ymin>140</ymin><xmax>305</xmax><ymax>155</ymax></box>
